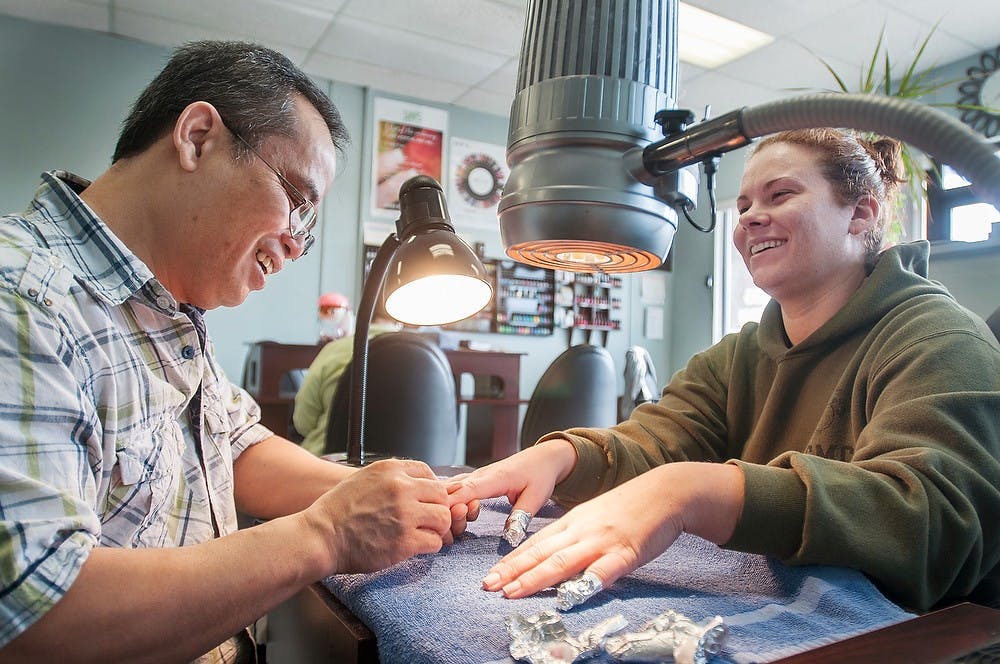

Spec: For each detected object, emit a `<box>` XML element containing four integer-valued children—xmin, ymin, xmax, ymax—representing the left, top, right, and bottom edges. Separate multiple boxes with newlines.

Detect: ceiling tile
<box><xmin>340</xmin><ymin>0</ymin><xmax>525</xmax><ymax>56</ymax></box>
<box><xmin>474</xmin><ymin>58</ymin><xmax>519</xmax><ymax>95</ymax></box>
<box><xmin>317</xmin><ymin>14</ymin><xmax>507</xmax><ymax>86</ymax></box>
<box><xmin>452</xmin><ymin>87</ymin><xmax>514</xmax><ymax>117</ymax></box>
<box><xmin>716</xmin><ymin>39</ymin><xmax>855</xmax><ymax>95</ymax></box>
<box><xmin>685</xmin><ymin>0</ymin><xmax>858</xmax><ymax>37</ymax></box>
<box><xmin>679</xmin><ymin>61</ymin><xmax>707</xmax><ymax>82</ymax></box>
<box><xmin>304</xmin><ymin>51</ymin><xmax>468</xmax><ymax>104</ymax></box>
<box><xmin>678</xmin><ymin>71</ymin><xmax>784</xmax><ymax>119</ymax></box>
<box><xmin>792</xmin><ymin>2</ymin><xmax>981</xmax><ymax>80</ymax></box>
<box><xmin>0</xmin><ymin>0</ymin><xmax>109</xmax><ymax>31</ymax></box>
<box><xmin>880</xmin><ymin>0</ymin><xmax>1000</xmax><ymax>52</ymax></box>
<box><xmin>115</xmin><ymin>0</ymin><xmax>333</xmax><ymax>50</ymax></box>
<box><xmin>281</xmin><ymin>0</ymin><xmax>349</xmax><ymax>11</ymax></box>
<box><xmin>113</xmin><ymin>9</ymin><xmax>310</xmax><ymax>63</ymax></box>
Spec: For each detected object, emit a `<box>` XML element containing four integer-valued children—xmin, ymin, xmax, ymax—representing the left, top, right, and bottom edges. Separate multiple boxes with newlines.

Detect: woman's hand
<box><xmin>445</xmin><ymin>439</ymin><xmax>579</xmax><ymax>536</ymax></box>
<box><xmin>481</xmin><ymin>462</ymin><xmax>745</xmax><ymax>600</ymax></box>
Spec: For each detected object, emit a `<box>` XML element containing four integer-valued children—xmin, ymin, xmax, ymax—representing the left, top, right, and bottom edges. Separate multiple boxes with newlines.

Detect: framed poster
<box><xmin>369</xmin><ymin>97</ymin><xmax>448</xmax><ymax>222</ymax></box>
<box><xmin>447</xmin><ymin>136</ymin><xmax>508</xmax><ymax>230</ymax></box>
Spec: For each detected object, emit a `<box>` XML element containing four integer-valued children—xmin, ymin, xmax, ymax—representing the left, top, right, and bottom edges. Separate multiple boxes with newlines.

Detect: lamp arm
<box><xmin>347</xmin><ymin>234</ymin><xmax>402</xmax><ymax>466</ymax></box>
<box><xmin>635</xmin><ymin>93</ymin><xmax>1000</xmax><ymax>208</ymax></box>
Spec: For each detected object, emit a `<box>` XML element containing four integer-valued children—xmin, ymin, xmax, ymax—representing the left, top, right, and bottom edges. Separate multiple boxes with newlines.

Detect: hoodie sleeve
<box><xmin>547</xmin><ymin>336</ymin><xmax>738</xmax><ymax>506</ymax></box>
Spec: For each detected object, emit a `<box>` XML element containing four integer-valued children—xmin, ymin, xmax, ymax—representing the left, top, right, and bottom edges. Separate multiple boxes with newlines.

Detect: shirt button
<box><xmin>156</xmin><ymin>296</ymin><xmax>171</xmax><ymax>309</ymax></box>
<box><xmin>182</xmin><ymin>345</ymin><xmax>196</xmax><ymax>360</ymax></box>
<box><xmin>49</xmin><ymin>255</ymin><xmax>63</xmax><ymax>268</ymax></box>
<box><xmin>27</xmin><ymin>288</ymin><xmax>38</xmax><ymax>297</ymax></box>
<box><xmin>43</xmin><ymin>298</ymin><xmax>53</xmax><ymax>307</ymax></box>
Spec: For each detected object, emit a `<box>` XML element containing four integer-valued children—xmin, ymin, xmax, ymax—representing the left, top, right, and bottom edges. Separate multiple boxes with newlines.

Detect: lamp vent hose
<box><xmin>739</xmin><ymin>94</ymin><xmax>1000</xmax><ymax>208</ymax></box>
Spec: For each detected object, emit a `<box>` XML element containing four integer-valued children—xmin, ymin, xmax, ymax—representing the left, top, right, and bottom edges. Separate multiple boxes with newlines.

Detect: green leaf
<box><xmin>884</xmin><ymin>51</ymin><xmax>892</xmax><ymax>95</ymax></box>
<box><xmin>818</xmin><ymin>57</ymin><xmax>850</xmax><ymax>93</ymax></box>
<box><xmin>898</xmin><ymin>24</ymin><xmax>937</xmax><ymax>94</ymax></box>
<box><xmin>862</xmin><ymin>25</ymin><xmax>887</xmax><ymax>93</ymax></box>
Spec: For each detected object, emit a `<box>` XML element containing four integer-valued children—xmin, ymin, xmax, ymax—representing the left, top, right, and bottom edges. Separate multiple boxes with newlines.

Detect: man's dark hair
<box><xmin>112</xmin><ymin>41</ymin><xmax>349</xmax><ymax>163</ymax></box>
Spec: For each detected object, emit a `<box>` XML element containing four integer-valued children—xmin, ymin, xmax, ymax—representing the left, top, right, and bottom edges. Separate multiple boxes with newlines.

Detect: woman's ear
<box><xmin>172</xmin><ymin>101</ymin><xmax>224</xmax><ymax>172</ymax></box>
<box><xmin>848</xmin><ymin>194</ymin><xmax>881</xmax><ymax>236</ymax></box>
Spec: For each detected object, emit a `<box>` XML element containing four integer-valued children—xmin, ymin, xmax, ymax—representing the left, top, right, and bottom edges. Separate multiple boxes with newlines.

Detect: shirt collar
<box><xmin>29</xmin><ymin>170</ymin><xmax>177</xmax><ymax>311</ymax></box>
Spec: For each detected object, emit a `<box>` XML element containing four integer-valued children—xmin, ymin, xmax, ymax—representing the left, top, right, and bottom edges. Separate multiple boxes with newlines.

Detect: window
<box><xmin>926</xmin><ymin>139</ymin><xmax>1000</xmax><ymax>244</ymax></box>
<box><xmin>712</xmin><ymin>206</ymin><xmax>769</xmax><ymax>342</ymax></box>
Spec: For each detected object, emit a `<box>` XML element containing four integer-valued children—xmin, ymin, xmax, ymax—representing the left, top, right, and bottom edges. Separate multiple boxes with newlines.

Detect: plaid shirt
<box><xmin>0</xmin><ymin>172</ymin><xmax>272</xmax><ymax>648</ymax></box>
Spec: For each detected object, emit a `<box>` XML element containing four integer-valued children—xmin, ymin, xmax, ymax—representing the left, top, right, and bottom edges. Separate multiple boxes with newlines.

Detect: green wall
<box><xmin>0</xmin><ymin>13</ymin><xmax>675</xmax><ymax>414</ymax></box>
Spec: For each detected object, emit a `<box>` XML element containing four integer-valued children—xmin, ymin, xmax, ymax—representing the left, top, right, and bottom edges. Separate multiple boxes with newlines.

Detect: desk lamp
<box><xmin>499</xmin><ymin>0</ymin><xmax>1000</xmax><ymax>273</ymax></box>
<box><xmin>347</xmin><ymin>175</ymin><xmax>492</xmax><ymax>466</ymax></box>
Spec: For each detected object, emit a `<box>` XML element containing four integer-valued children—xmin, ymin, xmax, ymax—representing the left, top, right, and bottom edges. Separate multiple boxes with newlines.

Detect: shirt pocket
<box><xmin>102</xmin><ymin>423</ymin><xmax>183</xmax><ymax>548</ymax></box>
<box><xmin>202</xmin><ymin>383</ymin><xmax>236</xmax><ymax>458</ymax></box>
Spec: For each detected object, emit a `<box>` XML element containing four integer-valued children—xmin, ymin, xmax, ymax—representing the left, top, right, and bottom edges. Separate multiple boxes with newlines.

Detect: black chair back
<box><xmin>520</xmin><ymin>344</ymin><xmax>618</xmax><ymax>450</ymax></box>
<box><xmin>987</xmin><ymin>306</ymin><xmax>1000</xmax><ymax>343</ymax></box>
<box><xmin>324</xmin><ymin>332</ymin><xmax>458</xmax><ymax>466</ymax></box>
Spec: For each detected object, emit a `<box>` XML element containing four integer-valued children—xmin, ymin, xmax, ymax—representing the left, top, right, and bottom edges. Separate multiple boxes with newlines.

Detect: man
<box><xmin>0</xmin><ymin>41</ymin><xmax>453</xmax><ymax>661</ymax></box>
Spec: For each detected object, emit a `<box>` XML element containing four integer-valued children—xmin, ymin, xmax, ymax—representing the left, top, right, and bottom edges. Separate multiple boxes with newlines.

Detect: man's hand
<box><xmin>303</xmin><ymin>458</ymin><xmax>452</xmax><ymax>573</ymax></box>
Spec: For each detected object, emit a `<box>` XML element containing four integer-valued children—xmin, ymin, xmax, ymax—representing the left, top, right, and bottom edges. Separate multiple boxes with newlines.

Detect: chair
<box><xmin>986</xmin><ymin>306</ymin><xmax>1000</xmax><ymax>342</ymax></box>
<box><xmin>519</xmin><ymin>344</ymin><xmax>618</xmax><ymax>450</ymax></box>
<box><xmin>278</xmin><ymin>368</ymin><xmax>308</xmax><ymax>397</ymax></box>
<box><xmin>620</xmin><ymin>345</ymin><xmax>659</xmax><ymax>421</ymax></box>
<box><xmin>323</xmin><ymin>331</ymin><xmax>458</xmax><ymax>466</ymax></box>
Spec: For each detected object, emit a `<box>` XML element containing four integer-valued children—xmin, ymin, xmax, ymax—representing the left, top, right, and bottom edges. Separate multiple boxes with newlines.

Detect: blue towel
<box><xmin>324</xmin><ymin>498</ymin><xmax>913</xmax><ymax>663</ymax></box>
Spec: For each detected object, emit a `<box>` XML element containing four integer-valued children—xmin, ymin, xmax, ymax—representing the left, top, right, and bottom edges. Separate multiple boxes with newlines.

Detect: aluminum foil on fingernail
<box><xmin>555</xmin><ymin>571</ymin><xmax>603</xmax><ymax>610</ymax></box>
<box><xmin>503</xmin><ymin>509</ymin><xmax>532</xmax><ymax>547</ymax></box>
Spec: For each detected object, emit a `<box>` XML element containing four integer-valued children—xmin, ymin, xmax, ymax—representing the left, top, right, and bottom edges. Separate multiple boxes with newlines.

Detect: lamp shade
<box><xmin>382</xmin><ymin>175</ymin><xmax>492</xmax><ymax>326</ymax></box>
<box><xmin>384</xmin><ymin>230</ymin><xmax>493</xmax><ymax>326</ymax></box>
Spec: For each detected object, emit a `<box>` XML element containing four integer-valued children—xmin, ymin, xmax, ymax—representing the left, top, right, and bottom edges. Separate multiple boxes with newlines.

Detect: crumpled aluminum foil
<box><xmin>506</xmin><ymin>611</ymin><xmax>628</xmax><ymax>664</ymax></box>
<box><xmin>506</xmin><ymin>609</ymin><xmax>728</xmax><ymax>664</ymax></box>
<box><xmin>555</xmin><ymin>572</ymin><xmax>603</xmax><ymax>610</ymax></box>
<box><xmin>504</xmin><ymin>509</ymin><xmax>533</xmax><ymax>547</ymax></box>
<box><xmin>604</xmin><ymin>610</ymin><xmax>728</xmax><ymax>664</ymax></box>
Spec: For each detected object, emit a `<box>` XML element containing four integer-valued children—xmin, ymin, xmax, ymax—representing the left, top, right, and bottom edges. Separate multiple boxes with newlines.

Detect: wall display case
<box><xmin>554</xmin><ymin>270</ymin><xmax>623</xmax><ymax>346</ymax></box>
<box><xmin>493</xmin><ymin>261</ymin><xmax>554</xmax><ymax>336</ymax></box>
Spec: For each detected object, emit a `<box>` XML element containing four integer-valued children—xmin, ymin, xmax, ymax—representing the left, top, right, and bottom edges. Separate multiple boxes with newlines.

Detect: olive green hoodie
<box><xmin>546</xmin><ymin>241</ymin><xmax>1000</xmax><ymax>612</ymax></box>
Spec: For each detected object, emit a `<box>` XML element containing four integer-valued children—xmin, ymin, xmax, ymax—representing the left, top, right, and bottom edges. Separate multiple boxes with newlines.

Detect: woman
<box><xmin>448</xmin><ymin>128</ymin><xmax>1000</xmax><ymax>612</ymax></box>
<box><xmin>294</xmin><ymin>296</ymin><xmax>400</xmax><ymax>455</ymax></box>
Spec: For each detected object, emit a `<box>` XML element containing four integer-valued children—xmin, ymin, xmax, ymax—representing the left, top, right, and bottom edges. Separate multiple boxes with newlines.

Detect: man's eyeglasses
<box><xmin>229</xmin><ymin>129</ymin><xmax>317</xmax><ymax>257</ymax></box>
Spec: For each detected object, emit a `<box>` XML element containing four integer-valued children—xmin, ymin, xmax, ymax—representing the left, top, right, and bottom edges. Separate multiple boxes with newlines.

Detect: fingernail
<box><xmin>481</xmin><ymin>572</ymin><xmax>500</xmax><ymax>588</ymax></box>
<box><xmin>502</xmin><ymin>581</ymin><xmax>521</xmax><ymax>597</ymax></box>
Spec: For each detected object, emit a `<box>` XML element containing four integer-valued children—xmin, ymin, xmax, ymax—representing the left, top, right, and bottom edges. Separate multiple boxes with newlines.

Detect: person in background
<box><xmin>448</xmin><ymin>128</ymin><xmax>1000</xmax><ymax>613</ymax></box>
<box><xmin>317</xmin><ymin>290</ymin><xmax>355</xmax><ymax>343</ymax></box>
<box><xmin>0</xmin><ymin>40</ymin><xmax>458</xmax><ymax>662</ymax></box>
<box><xmin>294</xmin><ymin>296</ymin><xmax>401</xmax><ymax>455</ymax></box>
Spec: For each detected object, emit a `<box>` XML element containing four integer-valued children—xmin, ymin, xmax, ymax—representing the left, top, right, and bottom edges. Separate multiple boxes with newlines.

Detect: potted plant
<box><xmin>802</xmin><ymin>25</ymin><xmax>973</xmax><ymax>243</ymax></box>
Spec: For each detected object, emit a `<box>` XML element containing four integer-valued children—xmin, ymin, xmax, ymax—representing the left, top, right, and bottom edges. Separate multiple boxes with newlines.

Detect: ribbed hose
<box><xmin>740</xmin><ymin>94</ymin><xmax>1000</xmax><ymax>207</ymax></box>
